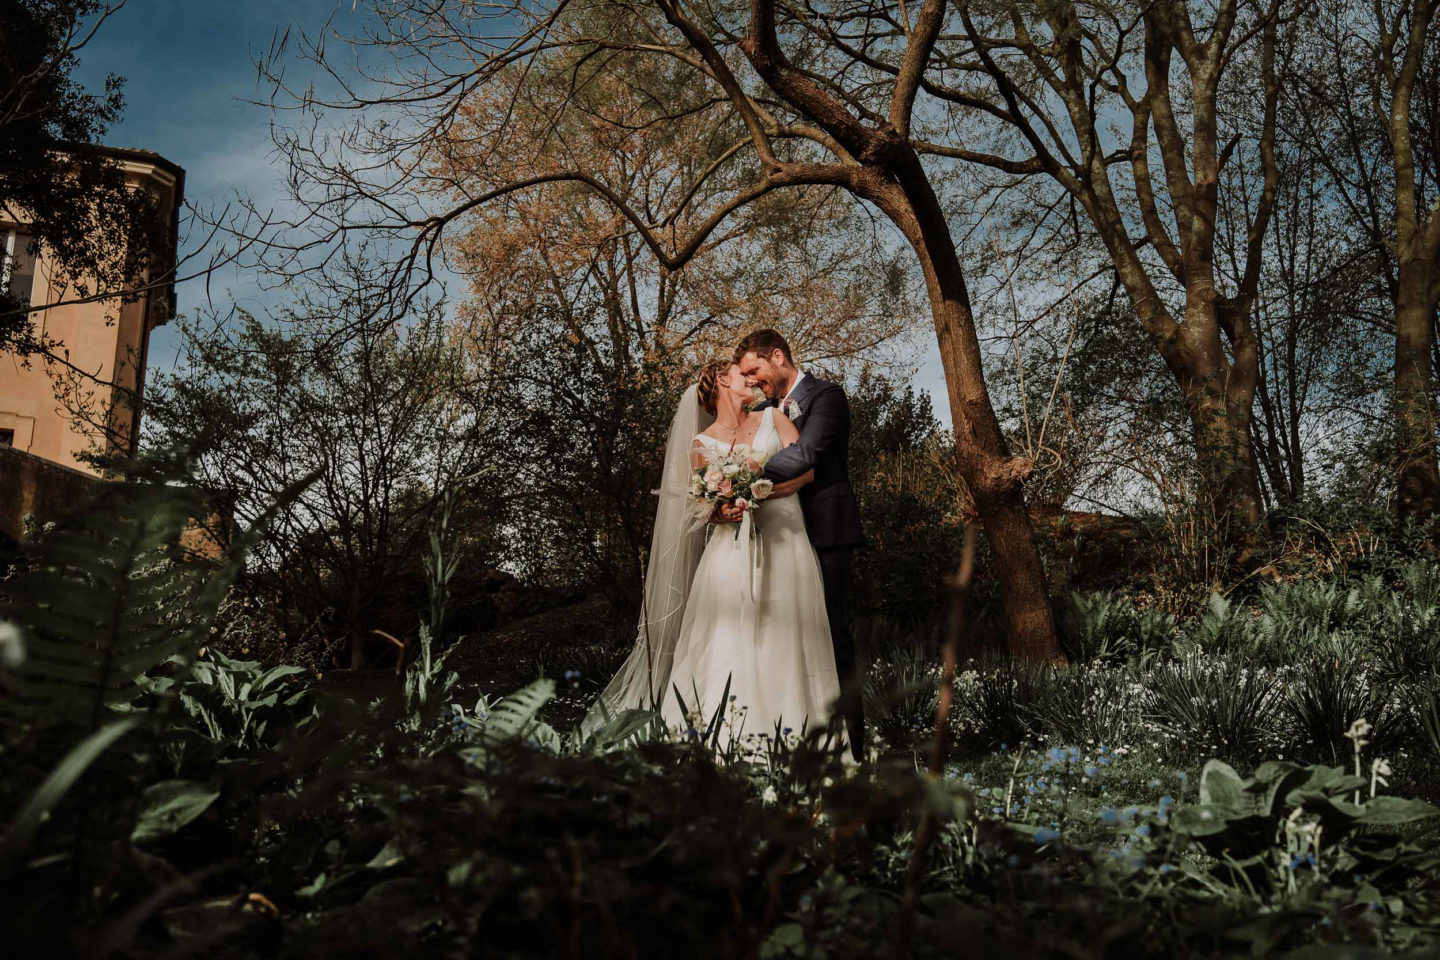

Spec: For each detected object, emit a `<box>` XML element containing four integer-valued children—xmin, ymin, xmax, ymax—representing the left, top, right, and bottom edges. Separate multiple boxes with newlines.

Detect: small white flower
<box><xmin>761</xmin><ymin>784</ymin><xmax>779</xmax><ymax>805</ymax></box>
<box><xmin>0</xmin><ymin>621</ymin><xmax>24</xmax><ymax>668</ymax></box>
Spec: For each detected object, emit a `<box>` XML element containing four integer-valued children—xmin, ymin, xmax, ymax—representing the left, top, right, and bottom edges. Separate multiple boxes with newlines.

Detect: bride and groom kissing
<box><xmin>582</xmin><ymin>329</ymin><xmax>866</xmax><ymax>762</ymax></box>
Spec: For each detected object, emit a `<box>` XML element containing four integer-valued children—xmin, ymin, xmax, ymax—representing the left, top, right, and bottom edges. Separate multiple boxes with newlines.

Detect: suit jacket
<box><xmin>762</xmin><ymin>374</ymin><xmax>865</xmax><ymax>550</ymax></box>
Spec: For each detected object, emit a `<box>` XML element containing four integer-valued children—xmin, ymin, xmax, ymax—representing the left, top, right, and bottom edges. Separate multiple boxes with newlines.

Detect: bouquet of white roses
<box><xmin>688</xmin><ymin>443</ymin><xmax>774</xmax><ymax>536</ymax></box>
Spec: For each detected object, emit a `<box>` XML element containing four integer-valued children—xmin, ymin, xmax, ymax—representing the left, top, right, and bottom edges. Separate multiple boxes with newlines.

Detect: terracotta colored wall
<box><xmin>0</xmin><ymin>444</ymin><xmax>99</xmax><ymax>544</ymax></box>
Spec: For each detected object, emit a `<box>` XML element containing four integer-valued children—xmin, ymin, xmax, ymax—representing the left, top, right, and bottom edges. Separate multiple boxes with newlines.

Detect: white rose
<box><xmin>721</xmin><ymin>462</ymin><xmax>741</xmax><ymax>477</ymax></box>
<box><xmin>751</xmin><ymin>478</ymin><xmax>774</xmax><ymax>500</ymax></box>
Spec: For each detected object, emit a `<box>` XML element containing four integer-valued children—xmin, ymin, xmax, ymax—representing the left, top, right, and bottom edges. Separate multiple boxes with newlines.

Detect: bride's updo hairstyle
<box><xmin>696</xmin><ymin>358</ymin><xmax>730</xmax><ymax>416</ymax></box>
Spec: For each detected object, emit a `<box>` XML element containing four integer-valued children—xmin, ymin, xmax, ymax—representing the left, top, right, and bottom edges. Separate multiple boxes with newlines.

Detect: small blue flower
<box><xmin>564</xmin><ymin>669</ymin><xmax>581</xmax><ymax>681</ymax></box>
<box><xmin>963</xmin><ymin>772</ymin><xmax>974</xmax><ymax>782</ymax></box>
<box><xmin>1047</xmin><ymin>747</ymin><xmax>1065</xmax><ymax>764</ymax></box>
<box><xmin>1000</xmin><ymin>742</ymin><xmax>1008</xmax><ymax>752</ymax></box>
<box><xmin>783</xmin><ymin>727</ymin><xmax>793</xmax><ymax>736</ymax></box>
<box><xmin>1288</xmin><ymin>853</ymin><xmax>1315</xmax><ymax>870</ymax></box>
<box><xmin>1033</xmin><ymin>827</ymin><xmax>1060</xmax><ymax>845</ymax></box>
<box><xmin>1084</xmin><ymin>764</ymin><xmax>1100</xmax><ymax>778</ymax></box>
<box><xmin>1065</xmin><ymin>746</ymin><xmax>1081</xmax><ymax>762</ymax></box>
<box><xmin>1099</xmin><ymin>807</ymin><xmax>1120</xmax><ymax>824</ymax></box>
<box><xmin>1098</xmin><ymin>756</ymin><xmax>1112</xmax><ymax>766</ymax></box>
<box><xmin>1159</xmin><ymin>863</ymin><xmax>1177</xmax><ymax>875</ymax></box>
<box><xmin>1135</xmin><ymin>824</ymin><xmax>1152</xmax><ymax>838</ymax></box>
<box><xmin>1157</xmin><ymin>795</ymin><xmax>1174</xmax><ymax>824</ymax></box>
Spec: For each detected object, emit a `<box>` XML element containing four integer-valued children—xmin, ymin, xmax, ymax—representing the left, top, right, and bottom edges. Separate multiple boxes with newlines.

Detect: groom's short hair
<box><xmin>734</xmin><ymin>329</ymin><xmax>793</xmax><ymax>365</ymax></box>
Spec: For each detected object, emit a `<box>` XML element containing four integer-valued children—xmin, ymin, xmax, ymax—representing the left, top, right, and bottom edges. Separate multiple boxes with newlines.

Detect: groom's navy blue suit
<box><xmin>762</xmin><ymin>374</ymin><xmax>865</xmax><ymax>759</ymax></box>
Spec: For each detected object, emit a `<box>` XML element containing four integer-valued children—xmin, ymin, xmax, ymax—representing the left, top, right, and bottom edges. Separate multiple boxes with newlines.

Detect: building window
<box><xmin>0</xmin><ymin>428</ymin><xmax>13</xmax><ymax>447</ymax></box>
<box><xmin>2</xmin><ymin>229</ymin><xmax>37</xmax><ymax>307</ymax></box>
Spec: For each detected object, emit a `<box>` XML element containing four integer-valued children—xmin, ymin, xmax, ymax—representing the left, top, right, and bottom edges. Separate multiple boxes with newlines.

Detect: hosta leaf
<box><xmin>1199</xmin><ymin>759</ymin><xmax>1247</xmax><ymax>810</ymax></box>
<box><xmin>1170</xmin><ymin>803</ymin><xmax>1232</xmax><ymax>836</ymax></box>
<box><xmin>1356</xmin><ymin>796</ymin><xmax>1440</xmax><ymax>825</ymax></box>
<box><xmin>131</xmin><ymin>780</ymin><xmax>221</xmax><ymax>843</ymax></box>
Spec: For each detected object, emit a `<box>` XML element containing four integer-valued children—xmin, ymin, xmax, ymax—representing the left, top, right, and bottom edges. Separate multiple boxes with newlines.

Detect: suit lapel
<box><xmin>788</xmin><ymin>374</ymin><xmax>821</xmax><ymax>425</ymax></box>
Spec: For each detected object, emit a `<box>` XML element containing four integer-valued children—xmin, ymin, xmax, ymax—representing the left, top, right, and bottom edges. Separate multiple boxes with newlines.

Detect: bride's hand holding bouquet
<box><xmin>688</xmin><ymin>444</ymin><xmax>774</xmax><ymax>535</ymax></box>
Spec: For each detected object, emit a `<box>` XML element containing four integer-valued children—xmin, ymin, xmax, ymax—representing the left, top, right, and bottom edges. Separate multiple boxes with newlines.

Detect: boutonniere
<box><xmin>781</xmin><ymin>396</ymin><xmax>803</xmax><ymax>419</ymax></box>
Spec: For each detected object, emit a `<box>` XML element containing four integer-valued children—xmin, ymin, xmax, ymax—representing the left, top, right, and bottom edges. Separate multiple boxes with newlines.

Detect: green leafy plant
<box><xmin>1055</xmin><ymin>590</ymin><xmax>1173</xmax><ymax>664</ymax></box>
<box><xmin>1171</xmin><ymin>757</ymin><xmax>1440</xmax><ymax>900</ymax></box>
<box><xmin>863</xmin><ymin>638</ymin><xmax>941</xmax><ymax>749</ymax></box>
<box><xmin>1</xmin><ymin>478</ymin><xmax>223</xmax><ymax>729</ymax></box>
<box><xmin>1018</xmin><ymin>664</ymin><xmax>1142</xmax><ymax>748</ymax></box>
<box><xmin>1284</xmin><ymin>653</ymin><xmax>1407</xmax><ymax>764</ymax></box>
<box><xmin>1144</xmin><ymin>654</ymin><xmax>1282</xmax><ymax>759</ymax></box>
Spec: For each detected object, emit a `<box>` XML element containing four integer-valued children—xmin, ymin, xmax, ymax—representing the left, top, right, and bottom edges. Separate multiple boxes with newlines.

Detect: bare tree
<box><xmin>1292</xmin><ymin>0</ymin><xmax>1440</xmax><ymax>518</ymax></box>
<box><xmin>910</xmin><ymin>0</ymin><xmax>1305</xmax><ymax>549</ymax></box>
<box><xmin>252</xmin><ymin>0</ymin><xmax>1065</xmax><ymax>659</ymax></box>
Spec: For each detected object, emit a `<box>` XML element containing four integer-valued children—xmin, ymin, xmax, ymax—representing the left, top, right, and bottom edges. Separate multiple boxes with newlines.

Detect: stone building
<box><xmin>0</xmin><ymin>146</ymin><xmax>184</xmax><ymax>545</ymax></box>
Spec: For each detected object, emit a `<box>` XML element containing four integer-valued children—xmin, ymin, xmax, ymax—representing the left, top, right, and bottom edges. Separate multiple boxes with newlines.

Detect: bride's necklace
<box><xmin>712</xmin><ymin>416</ymin><xmax>748</xmax><ymax>446</ymax></box>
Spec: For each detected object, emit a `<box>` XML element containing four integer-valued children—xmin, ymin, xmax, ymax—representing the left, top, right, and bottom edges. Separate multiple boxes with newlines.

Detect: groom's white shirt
<box><xmin>780</xmin><ymin>370</ymin><xmax>807</xmax><ymax>415</ymax></box>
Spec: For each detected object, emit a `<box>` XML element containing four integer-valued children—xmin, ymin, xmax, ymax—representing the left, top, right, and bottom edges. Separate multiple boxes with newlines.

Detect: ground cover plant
<box><xmin>7</xmin><ymin>475</ymin><xmax>1440</xmax><ymax>959</ymax></box>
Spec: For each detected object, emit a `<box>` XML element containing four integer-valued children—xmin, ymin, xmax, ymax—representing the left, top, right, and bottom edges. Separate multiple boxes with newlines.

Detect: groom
<box><xmin>733</xmin><ymin>329</ymin><xmax>866</xmax><ymax>760</ymax></box>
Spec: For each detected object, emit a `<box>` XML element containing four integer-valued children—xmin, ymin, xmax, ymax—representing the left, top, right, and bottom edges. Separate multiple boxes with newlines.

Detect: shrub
<box><xmin>1018</xmin><ymin>664</ymin><xmax>1144</xmax><ymax>748</ymax></box>
<box><xmin>1282</xmin><ymin>651</ymin><xmax>1408</xmax><ymax>764</ymax></box>
<box><xmin>1143</xmin><ymin>654</ymin><xmax>1283</xmax><ymax>760</ymax></box>
<box><xmin>863</xmin><ymin>635</ymin><xmax>941</xmax><ymax>750</ymax></box>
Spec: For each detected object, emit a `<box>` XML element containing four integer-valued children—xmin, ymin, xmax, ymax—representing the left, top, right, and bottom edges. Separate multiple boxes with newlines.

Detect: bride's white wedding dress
<box><xmin>659</xmin><ymin>407</ymin><xmax>846</xmax><ymax>754</ymax></box>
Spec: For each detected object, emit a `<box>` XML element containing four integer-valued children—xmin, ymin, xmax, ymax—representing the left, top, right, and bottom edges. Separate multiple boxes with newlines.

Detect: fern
<box><xmin>1057</xmin><ymin>591</ymin><xmax>1173</xmax><ymax>664</ymax></box>
<box><xmin>0</xmin><ymin>467</ymin><xmax>312</xmax><ymax>731</ymax></box>
<box><xmin>460</xmin><ymin>679</ymin><xmax>560</xmax><ymax>766</ymax></box>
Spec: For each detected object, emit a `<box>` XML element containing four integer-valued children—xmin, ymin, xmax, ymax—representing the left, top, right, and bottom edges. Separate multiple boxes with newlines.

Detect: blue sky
<box><xmin>72</xmin><ymin>0</ymin><xmax>344</xmax><ymax>378</ymax></box>
<box><xmin>73</xmin><ymin>1</ymin><xmax>953</xmax><ymax>419</ymax></box>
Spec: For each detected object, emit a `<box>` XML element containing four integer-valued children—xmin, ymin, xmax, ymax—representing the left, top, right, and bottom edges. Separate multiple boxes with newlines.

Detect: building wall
<box><xmin>0</xmin><ymin>445</ymin><xmax>100</xmax><ymax>545</ymax></box>
<box><xmin>0</xmin><ymin>151</ymin><xmax>185</xmax><ymax>541</ymax></box>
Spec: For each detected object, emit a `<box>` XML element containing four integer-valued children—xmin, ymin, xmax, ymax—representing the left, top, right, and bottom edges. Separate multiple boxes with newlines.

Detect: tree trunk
<box><xmin>1156</xmin><ymin>300</ymin><xmax>1267</xmax><ymax>545</ymax></box>
<box><xmin>1394</xmin><ymin>262</ymin><xmax>1440</xmax><ymax>518</ymax></box>
<box><xmin>882</xmin><ymin>161</ymin><xmax>1063</xmax><ymax>662</ymax></box>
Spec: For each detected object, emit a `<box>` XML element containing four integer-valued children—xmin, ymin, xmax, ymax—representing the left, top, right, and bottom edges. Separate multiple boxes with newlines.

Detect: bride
<box><xmin>580</xmin><ymin>359</ymin><xmax>848</xmax><ymax>757</ymax></box>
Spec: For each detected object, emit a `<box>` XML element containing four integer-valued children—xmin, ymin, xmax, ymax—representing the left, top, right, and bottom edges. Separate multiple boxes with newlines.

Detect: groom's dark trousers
<box><xmin>816</xmin><ymin>547</ymin><xmax>863</xmax><ymax>759</ymax></box>
<box><xmin>761</xmin><ymin>374</ymin><xmax>866</xmax><ymax>761</ymax></box>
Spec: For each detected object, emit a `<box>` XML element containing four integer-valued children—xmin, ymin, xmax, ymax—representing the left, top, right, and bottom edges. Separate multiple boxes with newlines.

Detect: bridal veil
<box><xmin>579</xmin><ymin>383</ymin><xmax>713</xmax><ymax>738</ymax></box>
